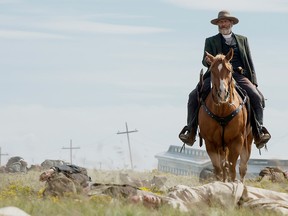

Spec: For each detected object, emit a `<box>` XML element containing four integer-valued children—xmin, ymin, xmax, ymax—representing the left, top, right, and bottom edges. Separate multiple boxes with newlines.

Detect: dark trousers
<box><xmin>187</xmin><ymin>72</ymin><xmax>264</xmax><ymax>136</ymax></box>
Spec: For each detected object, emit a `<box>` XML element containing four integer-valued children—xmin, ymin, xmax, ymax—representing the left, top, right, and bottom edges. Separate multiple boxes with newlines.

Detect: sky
<box><xmin>0</xmin><ymin>0</ymin><xmax>288</xmax><ymax>171</ymax></box>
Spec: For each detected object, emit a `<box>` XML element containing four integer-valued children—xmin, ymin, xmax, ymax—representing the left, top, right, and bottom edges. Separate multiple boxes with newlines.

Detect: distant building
<box><xmin>155</xmin><ymin>145</ymin><xmax>211</xmax><ymax>176</ymax></box>
<box><xmin>155</xmin><ymin>145</ymin><xmax>288</xmax><ymax>178</ymax></box>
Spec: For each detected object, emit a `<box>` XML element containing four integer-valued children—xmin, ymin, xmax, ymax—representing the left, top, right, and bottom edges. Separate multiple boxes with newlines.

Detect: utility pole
<box><xmin>0</xmin><ymin>147</ymin><xmax>8</xmax><ymax>167</ymax></box>
<box><xmin>62</xmin><ymin>139</ymin><xmax>80</xmax><ymax>165</ymax></box>
<box><xmin>117</xmin><ymin>122</ymin><xmax>138</xmax><ymax>170</ymax></box>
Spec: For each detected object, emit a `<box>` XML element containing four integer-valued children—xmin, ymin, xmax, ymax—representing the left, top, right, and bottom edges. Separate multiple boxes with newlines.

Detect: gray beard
<box><xmin>219</xmin><ymin>27</ymin><xmax>231</xmax><ymax>35</ymax></box>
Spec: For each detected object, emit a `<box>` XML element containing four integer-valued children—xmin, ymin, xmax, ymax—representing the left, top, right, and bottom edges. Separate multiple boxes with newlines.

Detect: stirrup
<box><xmin>261</xmin><ymin>126</ymin><xmax>271</xmax><ymax>138</ymax></box>
<box><xmin>254</xmin><ymin>126</ymin><xmax>271</xmax><ymax>151</ymax></box>
<box><xmin>179</xmin><ymin>126</ymin><xmax>189</xmax><ymax>137</ymax></box>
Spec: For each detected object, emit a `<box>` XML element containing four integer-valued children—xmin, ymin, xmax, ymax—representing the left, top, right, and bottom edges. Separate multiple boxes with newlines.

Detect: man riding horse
<box><xmin>179</xmin><ymin>10</ymin><xmax>271</xmax><ymax>149</ymax></box>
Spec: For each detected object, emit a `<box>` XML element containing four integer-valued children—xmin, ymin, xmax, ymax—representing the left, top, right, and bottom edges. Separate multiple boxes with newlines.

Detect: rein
<box><xmin>201</xmin><ymin>96</ymin><xmax>247</xmax><ymax>150</ymax></box>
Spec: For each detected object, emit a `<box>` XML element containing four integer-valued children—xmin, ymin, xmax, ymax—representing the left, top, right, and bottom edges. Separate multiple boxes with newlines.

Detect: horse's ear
<box><xmin>225</xmin><ymin>48</ymin><xmax>234</xmax><ymax>62</ymax></box>
<box><xmin>205</xmin><ymin>51</ymin><xmax>214</xmax><ymax>63</ymax></box>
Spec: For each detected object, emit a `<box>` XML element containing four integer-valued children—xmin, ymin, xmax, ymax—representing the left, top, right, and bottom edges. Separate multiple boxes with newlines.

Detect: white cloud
<box><xmin>42</xmin><ymin>21</ymin><xmax>171</xmax><ymax>34</ymax></box>
<box><xmin>0</xmin><ymin>30</ymin><xmax>69</xmax><ymax>39</ymax></box>
<box><xmin>84</xmin><ymin>13</ymin><xmax>152</xmax><ymax>19</ymax></box>
<box><xmin>166</xmin><ymin>0</ymin><xmax>288</xmax><ymax>12</ymax></box>
<box><xmin>0</xmin><ymin>20</ymin><xmax>170</xmax><ymax>40</ymax></box>
<box><xmin>0</xmin><ymin>0</ymin><xmax>19</xmax><ymax>3</ymax></box>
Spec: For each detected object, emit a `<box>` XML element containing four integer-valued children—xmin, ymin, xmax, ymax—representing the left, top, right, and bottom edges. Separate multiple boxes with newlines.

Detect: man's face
<box><xmin>217</xmin><ymin>19</ymin><xmax>233</xmax><ymax>35</ymax></box>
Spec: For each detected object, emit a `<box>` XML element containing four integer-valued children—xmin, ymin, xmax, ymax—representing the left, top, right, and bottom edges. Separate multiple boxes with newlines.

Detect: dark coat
<box><xmin>202</xmin><ymin>33</ymin><xmax>258</xmax><ymax>86</ymax></box>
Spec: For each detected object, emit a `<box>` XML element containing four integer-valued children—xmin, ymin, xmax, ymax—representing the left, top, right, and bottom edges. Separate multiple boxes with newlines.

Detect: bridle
<box><xmin>210</xmin><ymin>60</ymin><xmax>234</xmax><ymax>105</ymax></box>
<box><xmin>212</xmin><ymin>81</ymin><xmax>232</xmax><ymax>106</ymax></box>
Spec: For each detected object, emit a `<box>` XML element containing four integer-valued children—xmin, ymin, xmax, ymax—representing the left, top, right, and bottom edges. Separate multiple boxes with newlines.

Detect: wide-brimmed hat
<box><xmin>211</xmin><ymin>10</ymin><xmax>239</xmax><ymax>25</ymax></box>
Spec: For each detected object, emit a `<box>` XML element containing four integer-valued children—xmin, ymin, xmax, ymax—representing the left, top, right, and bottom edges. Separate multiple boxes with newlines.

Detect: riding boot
<box><xmin>179</xmin><ymin>126</ymin><xmax>196</xmax><ymax>146</ymax></box>
<box><xmin>179</xmin><ymin>107</ymin><xmax>198</xmax><ymax>146</ymax></box>
<box><xmin>252</xmin><ymin>108</ymin><xmax>271</xmax><ymax>149</ymax></box>
<box><xmin>179</xmin><ymin>89</ymin><xmax>199</xmax><ymax>146</ymax></box>
<box><xmin>179</xmin><ymin>103</ymin><xmax>198</xmax><ymax>146</ymax></box>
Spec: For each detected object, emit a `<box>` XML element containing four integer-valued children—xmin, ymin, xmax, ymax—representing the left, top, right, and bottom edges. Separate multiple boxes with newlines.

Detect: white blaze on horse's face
<box><xmin>217</xmin><ymin>63</ymin><xmax>229</xmax><ymax>102</ymax></box>
<box><xmin>218</xmin><ymin>63</ymin><xmax>223</xmax><ymax>72</ymax></box>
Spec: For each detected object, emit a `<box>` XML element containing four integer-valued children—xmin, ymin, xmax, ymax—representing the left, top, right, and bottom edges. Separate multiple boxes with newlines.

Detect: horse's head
<box><xmin>206</xmin><ymin>48</ymin><xmax>234</xmax><ymax>103</ymax></box>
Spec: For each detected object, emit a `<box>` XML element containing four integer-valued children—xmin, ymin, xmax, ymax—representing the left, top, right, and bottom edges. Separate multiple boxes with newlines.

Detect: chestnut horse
<box><xmin>198</xmin><ymin>49</ymin><xmax>253</xmax><ymax>182</ymax></box>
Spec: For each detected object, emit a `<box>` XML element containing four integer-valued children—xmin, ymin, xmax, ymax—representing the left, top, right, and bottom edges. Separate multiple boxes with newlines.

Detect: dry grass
<box><xmin>0</xmin><ymin>169</ymin><xmax>286</xmax><ymax>216</ymax></box>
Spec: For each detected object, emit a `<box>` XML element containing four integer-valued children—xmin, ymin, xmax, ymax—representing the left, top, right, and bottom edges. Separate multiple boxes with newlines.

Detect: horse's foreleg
<box><xmin>239</xmin><ymin>152</ymin><xmax>248</xmax><ymax>183</ymax></box>
<box><xmin>206</xmin><ymin>144</ymin><xmax>222</xmax><ymax>181</ymax></box>
<box><xmin>239</xmin><ymin>133</ymin><xmax>253</xmax><ymax>182</ymax></box>
<box><xmin>228</xmin><ymin>161</ymin><xmax>237</xmax><ymax>182</ymax></box>
<box><xmin>227</xmin><ymin>152</ymin><xmax>239</xmax><ymax>182</ymax></box>
<box><xmin>211</xmin><ymin>158</ymin><xmax>222</xmax><ymax>181</ymax></box>
<box><xmin>239</xmin><ymin>163</ymin><xmax>247</xmax><ymax>182</ymax></box>
<box><xmin>214</xmin><ymin>166</ymin><xmax>222</xmax><ymax>181</ymax></box>
<box><xmin>222</xmin><ymin>160</ymin><xmax>229</xmax><ymax>182</ymax></box>
<box><xmin>221</xmin><ymin>147</ymin><xmax>230</xmax><ymax>182</ymax></box>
